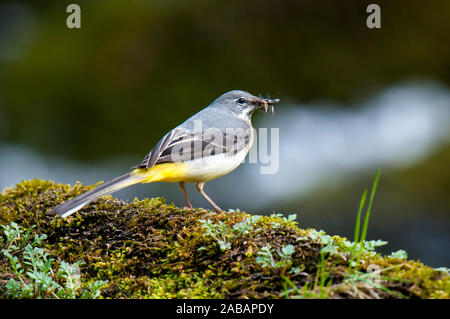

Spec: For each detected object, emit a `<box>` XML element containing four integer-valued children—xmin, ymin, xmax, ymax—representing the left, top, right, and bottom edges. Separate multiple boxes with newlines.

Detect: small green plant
<box><xmin>198</xmin><ymin>215</ymin><xmax>261</xmax><ymax>252</ymax></box>
<box><xmin>232</xmin><ymin>215</ymin><xmax>262</xmax><ymax>235</ymax></box>
<box><xmin>1</xmin><ymin>222</ymin><xmax>107</xmax><ymax>299</ymax></box>
<box><xmin>198</xmin><ymin>220</ymin><xmax>232</xmax><ymax>251</ymax></box>
<box><xmin>269</xmin><ymin>213</ymin><xmax>298</xmax><ymax>228</ymax></box>
<box><xmin>256</xmin><ymin>244</ymin><xmax>296</xmax><ymax>275</ymax></box>
<box><xmin>388</xmin><ymin>250</ymin><xmax>408</xmax><ymax>260</ymax></box>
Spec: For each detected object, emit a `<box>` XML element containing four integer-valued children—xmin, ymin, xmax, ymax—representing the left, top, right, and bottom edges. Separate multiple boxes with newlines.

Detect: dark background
<box><xmin>0</xmin><ymin>0</ymin><xmax>449</xmax><ymax>266</ymax></box>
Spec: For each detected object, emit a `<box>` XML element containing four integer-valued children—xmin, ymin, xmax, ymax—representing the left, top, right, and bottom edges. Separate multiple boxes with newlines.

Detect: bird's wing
<box><xmin>134</xmin><ymin>126</ymin><xmax>252</xmax><ymax>169</ymax></box>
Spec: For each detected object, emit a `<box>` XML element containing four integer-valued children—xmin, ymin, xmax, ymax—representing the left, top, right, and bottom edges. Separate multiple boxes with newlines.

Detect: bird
<box><xmin>49</xmin><ymin>90</ymin><xmax>279</xmax><ymax>218</ymax></box>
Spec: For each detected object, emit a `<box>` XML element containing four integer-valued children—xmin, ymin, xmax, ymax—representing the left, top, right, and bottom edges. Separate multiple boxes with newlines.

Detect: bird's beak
<box><xmin>259</xmin><ymin>98</ymin><xmax>280</xmax><ymax>115</ymax></box>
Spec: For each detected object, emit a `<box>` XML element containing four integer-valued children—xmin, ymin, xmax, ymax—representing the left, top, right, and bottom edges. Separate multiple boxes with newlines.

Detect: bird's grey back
<box><xmin>178</xmin><ymin>102</ymin><xmax>250</xmax><ymax>132</ymax></box>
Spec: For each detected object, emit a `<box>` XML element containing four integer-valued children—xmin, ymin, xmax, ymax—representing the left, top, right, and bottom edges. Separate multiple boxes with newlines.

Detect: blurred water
<box><xmin>228</xmin><ymin>81</ymin><xmax>450</xmax><ymax>208</ymax></box>
<box><xmin>1</xmin><ymin>81</ymin><xmax>449</xmax><ymax>207</ymax></box>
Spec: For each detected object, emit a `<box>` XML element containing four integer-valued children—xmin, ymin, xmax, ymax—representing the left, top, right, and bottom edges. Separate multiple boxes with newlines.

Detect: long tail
<box><xmin>49</xmin><ymin>172</ymin><xmax>146</xmax><ymax>218</ymax></box>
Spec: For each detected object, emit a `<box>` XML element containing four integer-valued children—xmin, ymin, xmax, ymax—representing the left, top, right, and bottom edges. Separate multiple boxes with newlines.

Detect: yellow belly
<box><xmin>131</xmin><ymin>162</ymin><xmax>190</xmax><ymax>183</ymax></box>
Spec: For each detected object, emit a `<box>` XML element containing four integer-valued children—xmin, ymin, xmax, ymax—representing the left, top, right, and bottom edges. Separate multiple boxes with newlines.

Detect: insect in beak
<box><xmin>262</xmin><ymin>98</ymin><xmax>280</xmax><ymax>115</ymax></box>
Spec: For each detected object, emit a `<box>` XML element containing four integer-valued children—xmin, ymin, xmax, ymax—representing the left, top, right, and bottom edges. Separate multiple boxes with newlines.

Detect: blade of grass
<box><xmin>360</xmin><ymin>169</ymin><xmax>380</xmax><ymax>242</ymax></box>
<box><xmin>355</xmin><ymin>169</ymin><xmax>381</xmax><ymax>267</ymax></box>
<box><xmin>348</xmin><ymin>189</ymin><xmax>367</xmax><ymax>270</ymax></box>
<box><xmin>354</xmin><ymin>189</ymin><xmax>367</xmax><ymax>243</ymax></box>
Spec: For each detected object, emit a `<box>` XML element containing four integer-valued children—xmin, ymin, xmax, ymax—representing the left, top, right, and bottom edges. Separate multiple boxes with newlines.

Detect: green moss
<box><xmin>1</xmin><ymin>179</ymin><xmax>449</xmax><ymax>299</ymax></box>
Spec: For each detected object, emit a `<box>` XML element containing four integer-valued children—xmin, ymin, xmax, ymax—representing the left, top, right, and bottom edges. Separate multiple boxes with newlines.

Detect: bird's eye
<box><xmin>237</xmin><ymin>98</ymin><xmax>246</xmax><ymax>105</ymax></box>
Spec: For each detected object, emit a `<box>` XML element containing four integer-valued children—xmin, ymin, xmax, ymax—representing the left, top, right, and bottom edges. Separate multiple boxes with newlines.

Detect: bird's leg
<box><xmin>179</xmin><ymin>181</ymin><xmax>193</xmax><ymax>210</ymax></box>
<box><xmin>196</xmin><ymin>182</ymin><xmax>223</xmax><ymax>213</ymax></box>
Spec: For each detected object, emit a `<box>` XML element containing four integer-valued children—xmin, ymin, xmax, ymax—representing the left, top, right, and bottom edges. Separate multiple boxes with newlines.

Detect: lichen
<box><xmin>0</xmin><ymin>179</ymin><xmax>448</xmax><ymax>299</ymax></box>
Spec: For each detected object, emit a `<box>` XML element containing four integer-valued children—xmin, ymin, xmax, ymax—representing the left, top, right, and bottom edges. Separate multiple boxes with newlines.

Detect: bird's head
<box><xmin>213</xmin><ymin>90</ymin><xmax>280</xmax><ymax>120</ymax></box>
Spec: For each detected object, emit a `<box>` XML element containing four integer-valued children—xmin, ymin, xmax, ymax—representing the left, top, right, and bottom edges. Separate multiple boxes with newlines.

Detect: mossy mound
<box><xmin>0</xmin><ymin>179</ymin><xmax>449</xmax><ymax>299</ymax></box>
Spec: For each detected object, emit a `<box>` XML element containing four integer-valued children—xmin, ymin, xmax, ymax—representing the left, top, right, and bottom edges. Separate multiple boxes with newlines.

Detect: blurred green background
<box><xmin>0</xmin><ymin>0</ymin><xmax>449</xmax><ymax>266</ymax></box>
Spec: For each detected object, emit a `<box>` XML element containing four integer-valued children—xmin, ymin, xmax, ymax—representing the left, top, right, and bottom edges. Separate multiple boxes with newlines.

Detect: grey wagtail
<box><xmin>50</xmin><ymin>90</ymin><xmax>279</xmax><ymax>218</ymax></box>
